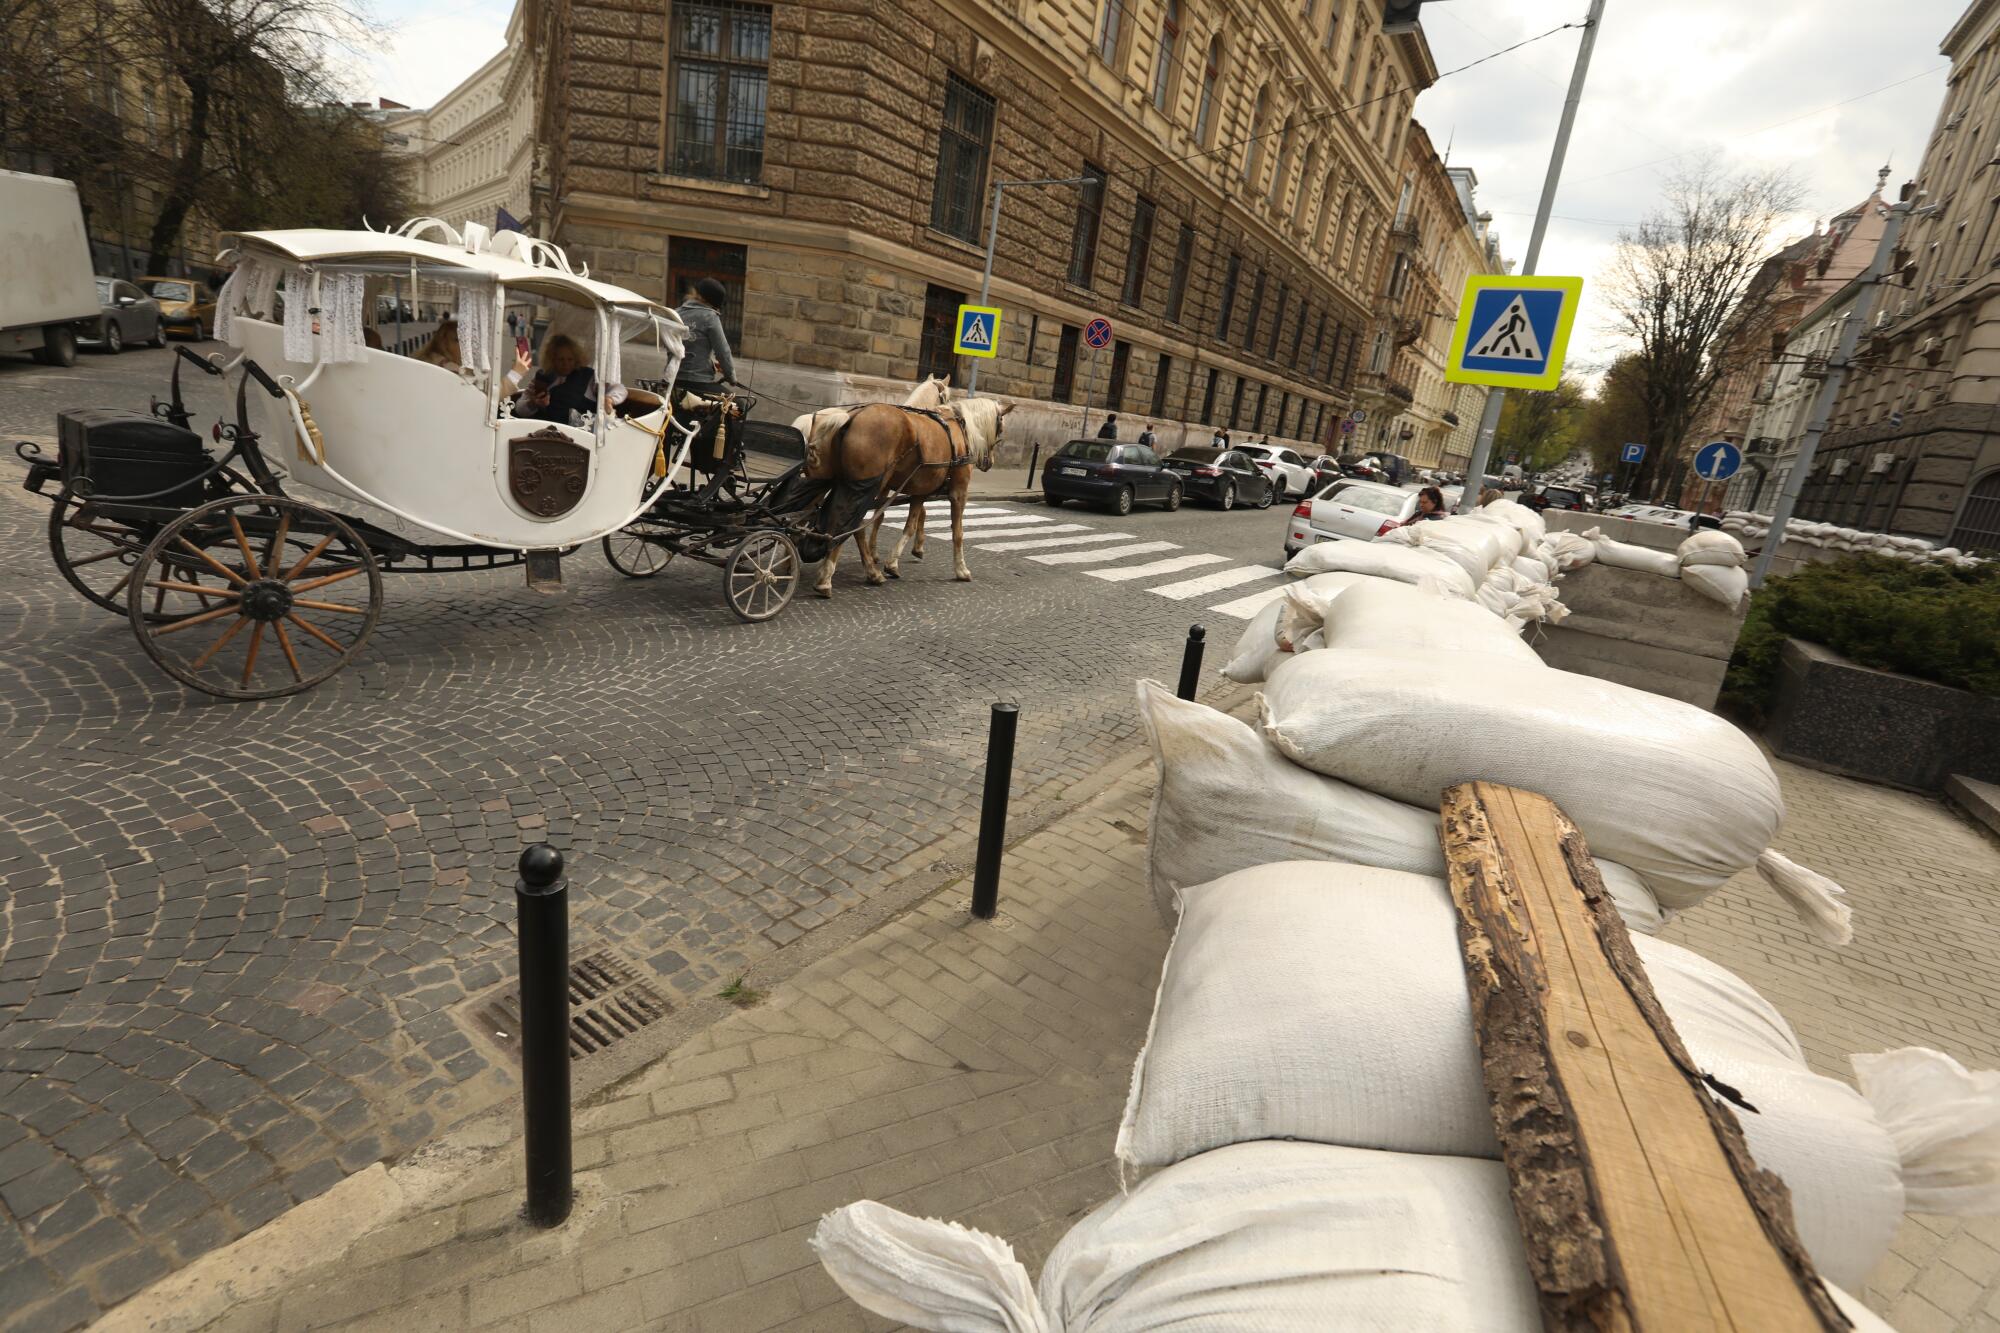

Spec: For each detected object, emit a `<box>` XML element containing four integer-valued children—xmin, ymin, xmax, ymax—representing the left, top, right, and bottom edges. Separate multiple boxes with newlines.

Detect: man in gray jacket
<box><xmin>673</xmin><ymin>278</ymin><xmax>739</xmax><ymax>494</ymax></box>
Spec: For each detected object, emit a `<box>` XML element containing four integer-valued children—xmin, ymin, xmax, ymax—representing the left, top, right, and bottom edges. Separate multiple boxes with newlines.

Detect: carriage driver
<box><xmin>673</xmin><ymin>278</ymin><xmax>739</xmax><ymax>492</ymax></box>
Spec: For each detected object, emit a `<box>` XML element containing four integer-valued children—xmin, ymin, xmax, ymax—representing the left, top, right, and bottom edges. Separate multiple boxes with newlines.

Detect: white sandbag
<box><xmin>1473</xmin><ymin>497</ymin><xmax>1547</xmax><ymax>544</ymax></box>
<box><xmin>1042</xmin><ymin>1143</ymin><xmax>1541</xmax><ymax>1331</ymax></box>
<box><xmin>1680</xmin><ymin>529</ymin><xmax>1748</xmax><ymax>568</ymax></box>
<box><xmin>815</xmin><ymin>1141</ymin><xmax>1896</xmax><ymax>1333</ymax></box>
<box><xmin>1218</xmin><ymin>572</ymin><xmax>1368</xmax><ymax>683</ymax></box>
<box><xmin>1683</xmin><ymin>561</ymin><xmax>1750</xmax><ymax>608</ymax></box>
<box><xmin>1544</xmin><ymin>530</ymin><xmax>1595</xmax><ymax>571</ymax></box>
<box><xmin>1853</xmin><ymin>1047</ymin><xmax>2000</xmax><ymax>1215</ymax></box>
<box><xmin>1118</xmin><ymin>863</ymin><xmax>1906</xmax><ymax>1289</ymax></box>
<box><xmin>1283</xmin><ymin>539</ymin><xmax>1477</xmax><ymax>599</ymax></box>
<box><xmin>1511</xmin><ymin>552</ymin><xmax>1554</xmax><ymax>583</ymax></box>
<box><xmin>1409</xmin><ymin>515</ymin><xmax>1513</xmax><ymax>581</ymax></box>
<box><xmin>1285</xmin><ymin>578</ymin><xmax>1541</xmax><ymax>663</ymax></box>
<box><xmin>812</xmin><ymin>1200</ymin><xmax>1049</xmax><ymax>1333</ymax></box>
<box><xmin>1461</xmin><ymin>510</ymin><xmax>1529</xmax><ymax>562</ymax></box>
<box><xmin>1259</xmin><ymin>649</ymin><xmax>1811</xmax><ymax>912</ymax></box>
<box><xmin>1134</xmin><ymin>681</ymin><xmax>1666</xmax><ymax>932</ymax></box>
<box><xmin>1583</xmin><ymin>526</ymin><xmax>1683</xmax><ymax>577</ymax></box>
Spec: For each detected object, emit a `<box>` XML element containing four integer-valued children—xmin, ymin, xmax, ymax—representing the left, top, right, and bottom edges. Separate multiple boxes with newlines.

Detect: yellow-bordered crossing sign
<box><xmin>954</xmin><ymin>304</ymin><xmax>1001</xmax><ymax>358</ymax></box>
<box><xmin>1444</xmin><ymin>275</ymin><xmax>1584</xmax><ymax>391</ymax></box>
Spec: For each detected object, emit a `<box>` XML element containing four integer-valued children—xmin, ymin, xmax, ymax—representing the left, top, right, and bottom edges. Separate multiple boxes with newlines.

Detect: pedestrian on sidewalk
<box><xmin>1210</xmin><ymin>426</ymin><xmax>1226</xmax><ymax>448</ymax></box>
<box><xmin>1138</xmin><ymin>422</ymin><xmax>1157</xmax><ymax>450</ymax></box>
<box><xmin>1096</xmin><ymin>414</ymin><xmax>1120</xmax><ymax>440</ymax></box>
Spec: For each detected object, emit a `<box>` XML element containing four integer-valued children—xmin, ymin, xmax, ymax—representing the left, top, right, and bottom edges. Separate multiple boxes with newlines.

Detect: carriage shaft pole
<box><xmin>516</xmin><ymin>845</ymin><xmax>573</xmax><ymax>1226</ymax></box>
<box><xmin>971</xmin><ymin>703</ymin><xmax>1019</xmax><ymax>920</ymax></box>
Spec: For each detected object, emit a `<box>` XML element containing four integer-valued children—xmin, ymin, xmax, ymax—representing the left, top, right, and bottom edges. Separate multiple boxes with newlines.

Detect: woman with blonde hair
<box><xmin>416</xmin><ymin>320</ymin><xmax>460</xmax><ymax>368</ymax></box>
<box><xmin>517</xmin><ymin>333</ymin><xmax>600</xmax><ymax>423</ymax></box>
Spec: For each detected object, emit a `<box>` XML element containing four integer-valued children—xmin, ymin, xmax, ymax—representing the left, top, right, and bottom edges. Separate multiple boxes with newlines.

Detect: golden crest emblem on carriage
<box><xmin>508</xmin><ymin>427</ymin><xmax>590</xmax><ymax>518</ymax></box>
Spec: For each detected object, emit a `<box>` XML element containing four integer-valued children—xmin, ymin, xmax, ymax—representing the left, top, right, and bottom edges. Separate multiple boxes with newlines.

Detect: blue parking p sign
<box><xmin>1620</xmin><ymin>442</ymin><xmax>1645</xmax><ymax>465</ymax></box>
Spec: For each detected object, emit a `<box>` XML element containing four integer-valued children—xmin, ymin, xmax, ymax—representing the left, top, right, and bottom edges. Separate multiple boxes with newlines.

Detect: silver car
<box><xmin>84</xmin><ymin>278</ymin><xmax>164</xmax><ymax>354</ymax></box>
<box><xmin>1284</xmin><ymin>480</ymin><xmax>1419</xmax><ymax>556</ymax></box>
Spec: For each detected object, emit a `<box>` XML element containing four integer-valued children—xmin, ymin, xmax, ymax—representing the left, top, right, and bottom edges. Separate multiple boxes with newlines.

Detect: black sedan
<box><xmin>1041</xmin><ymin>440</ymin><xmax>1182</xmax><ymax>514</ymax></box>
<box><xmin>1161</xmin><ymin>447</ymin><xmax>1274</xmax><ymax>510</ymax></box>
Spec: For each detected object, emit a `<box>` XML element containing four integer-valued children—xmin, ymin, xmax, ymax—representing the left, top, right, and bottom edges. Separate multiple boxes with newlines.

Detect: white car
<box><xmin>1235</xmin><ymin>444</ymin><xmax>1316</xmax><ymax>499</ymax></box>
<box><xmin>1605</xmin><ymin>503</ymin><xmax>1693</xmax><ymax>526</ymax></box>
<box><xmin>1284</xmin><ymin>480</ymin><xmax>1418</xmax><ymax>556</ymax></box>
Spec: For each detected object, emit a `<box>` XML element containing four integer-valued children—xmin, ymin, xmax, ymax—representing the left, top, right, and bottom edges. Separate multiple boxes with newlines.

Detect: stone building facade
<box><xmin>1813</xmin><ymin>0</ymin><xmax>2000</xmax><ymax>552</ymax></box>
<box><xmin>526</xmin><ymin>0</ymin><xmax>1451</xmax><ymax>460</ymax></box>
<box><xmin>381</xmin><ymin>2</ymin><xmax>539</xmax><ymax>240</ymax></box>
<box><xmin>1348</xmin><ymin>130</ymin><xmax>1498</xmax><ymax>470</ymax></box>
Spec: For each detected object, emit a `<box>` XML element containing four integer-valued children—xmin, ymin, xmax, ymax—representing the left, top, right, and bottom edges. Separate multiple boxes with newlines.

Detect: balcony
<box><xmin>1388</xmin><ymin>381</ymin><xmax>1415</xmax><ymax>404</ymax></box>
<box><xmin>1800</xmin><ymin>353</ymin><xmax>1829</xmax><ymax>380</ymax></box>
<box><xmin>1393</xmin><ymin>317</ymin><xmax>1425</xmax><ymax>347</ymax></box>
<box><xmin>1389</xmin><ymin>218</ymin><xmax>1421</xmax><ymax>251</ymax></box>
<box><xmin>1443</xmin><ymin>410</ymin><xmax>1460</xmax><ymax>426</ymax></box>
<box><xmin>1750</xmin><ymin>381</ymin><xmax>1775</xmax><ymax>405</ymax></box>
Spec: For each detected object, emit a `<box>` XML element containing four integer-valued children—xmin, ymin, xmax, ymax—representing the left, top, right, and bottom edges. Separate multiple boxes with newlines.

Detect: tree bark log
<box><xmin>1439</xmin><ymin>781</ymin><xmax>1847</xmax><ymax>1332</ymax></box>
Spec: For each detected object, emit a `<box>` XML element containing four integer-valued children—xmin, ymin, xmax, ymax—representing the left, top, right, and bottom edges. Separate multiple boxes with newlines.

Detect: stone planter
<box><xmin>1766</xmin><ymin>638</ymin><xmax>2000</xmax><ymax>791</ymax></box>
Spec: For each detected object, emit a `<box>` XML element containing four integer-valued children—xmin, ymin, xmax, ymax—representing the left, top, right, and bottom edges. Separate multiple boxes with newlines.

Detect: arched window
<box><xmin>1195</xmin><ymin>33</ymin><xmax>1223</xmax><ymax>144</ymax></box>
<box><xmin>1268</xmin><ymin>115</ymin><xmax>1297</xmax><ymax>209</ymax></box>
<box><xmin>1152</xmin><ymin>1</ymin><xmax>1181</xmax><ymax>112</ymax></box>
<box><xmin>1294</xmin><ymin>142</ymin><xmax>1320</xmax><ymax>228</ymax></box>
<box><xmin>1242</xmin><ymin>86</ymin><xmax>1268</xmax><ymax>183</ymax></box>
<box><xmin>1950</xmin><ymin>468</ymin><xmax>2000</xmax><ymax>555</ymax></box>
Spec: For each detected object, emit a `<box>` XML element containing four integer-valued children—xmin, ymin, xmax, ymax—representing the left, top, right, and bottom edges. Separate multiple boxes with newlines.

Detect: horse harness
<box><xmin>884</xmin><ymin>404</ymin><xmax>971</xmax><ymax>498</ymax></box>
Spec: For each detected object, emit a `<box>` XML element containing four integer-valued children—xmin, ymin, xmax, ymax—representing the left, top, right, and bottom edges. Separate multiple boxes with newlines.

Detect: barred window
<box><xmin>1068</xmin><ymin>163</ymin><xmax>1106</xmax><ymax>288</ymax></box>
<box><xmin>667</xmin><ymin>2</ymin><xmax>770</xmax><ymax>184</ymax></box>
<box><xmin>931</xmin><ymin>74</ymin><xmax>997</xmax><ymax>242</ymax></box>
<box><xmin>1122</xmin><ymin>196</ymin><xmax>1156</xmax><ymax>307</ymax></box>
<box><xmin>1164</xmin><ymin>223</ymin><xmax>1195</xmax><ymax>322</ymax></box>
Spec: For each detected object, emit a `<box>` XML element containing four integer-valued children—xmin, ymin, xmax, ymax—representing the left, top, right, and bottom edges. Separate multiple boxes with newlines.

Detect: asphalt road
<box><xmin>0</xmin><ymin>346</ymin><xmax>1303</xmax><ymax>1328</ymax></box>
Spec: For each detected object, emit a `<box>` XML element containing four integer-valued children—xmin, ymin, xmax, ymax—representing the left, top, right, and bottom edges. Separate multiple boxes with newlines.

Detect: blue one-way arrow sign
<box><xmin>1694</xmin><ymin>440</ymin><xmax>1743</xmax><ymax>482</ymax></box>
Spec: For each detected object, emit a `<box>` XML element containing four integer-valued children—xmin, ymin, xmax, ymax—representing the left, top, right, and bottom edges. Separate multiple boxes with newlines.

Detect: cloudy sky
<box><xmin>1416</xmin><ymin>0</ymin><xmax>1961</xmax><ymax>373</ymax></box>
<box><xmin>352</xmin><ymin>0</ymin><xmax>1964</xmax><ymax>373</ymax></box>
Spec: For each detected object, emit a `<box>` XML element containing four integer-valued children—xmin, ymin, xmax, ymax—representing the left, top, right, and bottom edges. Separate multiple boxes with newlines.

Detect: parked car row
<box><xmin>1041</xmin><ymin>440</ymin><xmax>1276</xmax><ymax>513</ymax></box>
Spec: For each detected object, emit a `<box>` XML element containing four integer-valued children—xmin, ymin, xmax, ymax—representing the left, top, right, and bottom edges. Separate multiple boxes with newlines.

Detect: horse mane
<box><xmin>902</xmin><ymin>375</ymin><xmax>950</xmax><ymax>409</ymax></box>
<box><xmin>956</xmin><ymin>398</ymin><xmax>1003</xmax><ymax>464</ymax></box>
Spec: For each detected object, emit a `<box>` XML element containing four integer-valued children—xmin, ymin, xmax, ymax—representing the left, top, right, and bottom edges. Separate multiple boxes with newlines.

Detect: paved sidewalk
<box><xmin>106</xmin><ymin>731</ymin><xmax>2000</xmax><ymax>1332</ymax></box>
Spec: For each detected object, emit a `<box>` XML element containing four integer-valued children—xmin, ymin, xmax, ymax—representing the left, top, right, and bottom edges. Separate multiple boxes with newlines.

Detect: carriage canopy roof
<box><xmin>222</xmin><ymin>226</ymin><xmax>680</xmax><ymax>331</ymax></box>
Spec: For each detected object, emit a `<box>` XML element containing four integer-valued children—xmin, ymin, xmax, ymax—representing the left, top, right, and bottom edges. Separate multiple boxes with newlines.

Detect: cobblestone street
<box><xmin>0</xmin><ymin>350</ymin><xmax>1303</xmax><ymax>1328</ymax></box>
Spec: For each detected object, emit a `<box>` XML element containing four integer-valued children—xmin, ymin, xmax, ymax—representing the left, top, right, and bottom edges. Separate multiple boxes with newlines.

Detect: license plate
<box><xmin>1063</xmin><ymin>466</ymin><xmax>1088</xmax><ymax>476</ymax></box>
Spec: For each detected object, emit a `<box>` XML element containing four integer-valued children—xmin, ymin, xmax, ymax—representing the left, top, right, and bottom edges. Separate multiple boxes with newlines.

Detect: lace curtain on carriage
<box><xmin>213</xmin><ymin>258</ymin><xmax>280</xmax><ymax>344</ymax></box>
<box><xmin>283</xmin><ymin>269</ymin><xmax>313</xmax><ymax>363</ymax></box>
<box><xmin>278</xmin><ymin>268</ymin><xmax>367</xmax><ymax>364</ymax></box>
<box><xmin>454</xmin><ymin>286</ymin><xmax>493</xmax><ymax>377</ymax></box>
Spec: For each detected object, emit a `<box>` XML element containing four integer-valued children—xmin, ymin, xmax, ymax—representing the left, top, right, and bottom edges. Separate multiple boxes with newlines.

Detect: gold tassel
<box><xmin>292</xmin><ymin>395</ymin><xmax>327</xmax><ymax>466</ymax></box>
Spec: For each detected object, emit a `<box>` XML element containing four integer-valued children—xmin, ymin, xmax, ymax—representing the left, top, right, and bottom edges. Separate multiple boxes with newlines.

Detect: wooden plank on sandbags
<box><xmin>1438</xmin><ymin>781</ymin><xmax>1844</xmax><ymax>1332</ymax></box>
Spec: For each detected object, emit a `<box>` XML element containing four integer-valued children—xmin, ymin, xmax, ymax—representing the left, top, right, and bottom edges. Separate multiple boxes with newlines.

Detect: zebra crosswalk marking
<box><xmin>1207</xmin><ymin>583</ymin><xmax>1297</xmax><ymax>619</ymax></box>
<box><xmin>1146</xmin><ymin>564</ymin><xmax>1287</xmax><ymax>600</ymax></box>
<box><xmin>1029</xmin><ymin>540</ymin><xmax>1180</xmax><ymax>565</ymax></box>
<box><xmin>978</xmin><ymin>533</ymin><xmax>1141</xmax><ymax>553</ymax></box>
<box><xmin>962</xmin><ymin>524</ymin><xmax>1095</xmax><ymax>540</ymax></box>
<box><xmin>1086</xmin><ymin>553</ymin><xmax>1230</xmax><ymax>583</ymax></box>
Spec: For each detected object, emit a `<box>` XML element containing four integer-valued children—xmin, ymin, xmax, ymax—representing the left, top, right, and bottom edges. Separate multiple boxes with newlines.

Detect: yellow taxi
<box><xmin>138</xmin><ymin>276</ymin><xmax>216</xmax><ymax>339</ymax></box>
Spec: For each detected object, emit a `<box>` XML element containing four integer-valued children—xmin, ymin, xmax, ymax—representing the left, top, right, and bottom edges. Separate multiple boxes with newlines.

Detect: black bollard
<box><xmin>1023</xmin><ymin>442</ymin><xmax>1042</xmax><ymax>490</ymax></box>
<box><xmin>516</xmin><ymin>843</ymin><xmax>572</xmax><ymax>1227</ymax></box>
<box><xmin>1176</xmin><ymin>624</ymin><xmax>1207</xmax><ymax>700</ymax></box>
<box><xmin>971</xmin><ymin>703</ymin><xmax>1019</xmax><ymax>920</ymax></box>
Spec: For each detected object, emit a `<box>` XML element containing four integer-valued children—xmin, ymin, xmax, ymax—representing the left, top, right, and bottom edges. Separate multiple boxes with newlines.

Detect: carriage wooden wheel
<box><xmin>723</xmin><ymin>531</ymin><xmax>798</xmax><ymax>623</ymax></box>
<box><xmin>47</xmin><ymin>490</ymin><xmax>198</xmax><ymax>621</ymax></box>
<box><xmin>126</xmin><ymin>495</ymin><xmax>384</xmax><ymax>700</ymax></box>
<box><xmin>601</xmin><ymin>530</ymin><xmax>675</xmax><ymax>578</ymax></box>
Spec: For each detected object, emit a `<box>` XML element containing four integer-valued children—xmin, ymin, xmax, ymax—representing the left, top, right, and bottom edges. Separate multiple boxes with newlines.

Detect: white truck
<box><xmin>1</xmin><ymin>170</ymin><xmax>100</xmax><ymax>367</ymax></box>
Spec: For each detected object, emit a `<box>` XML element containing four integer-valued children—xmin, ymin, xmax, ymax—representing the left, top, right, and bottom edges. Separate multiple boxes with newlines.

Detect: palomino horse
<box><xmin>791</xmin><ymin>375</ymin><xmax>955</xmax><ymax>566</ymax></box>
<box><xmin>808</xmin><ymin>397</ymin><xmax>1007</xmax><ymax>598</ymax></box>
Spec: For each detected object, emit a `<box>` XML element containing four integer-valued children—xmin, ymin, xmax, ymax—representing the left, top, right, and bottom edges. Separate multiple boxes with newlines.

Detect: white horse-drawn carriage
<box><xmin>18</xmin><ymin>221</ymin><xmax>836</xmax><ymax>699</ymax></box>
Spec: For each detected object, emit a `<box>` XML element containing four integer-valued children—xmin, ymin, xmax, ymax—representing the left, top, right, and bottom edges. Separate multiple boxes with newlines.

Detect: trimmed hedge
<box><xmin>1721</xmin><ymin>555</ymin><xmax>2000</xmax><ymax>725</ymax></box>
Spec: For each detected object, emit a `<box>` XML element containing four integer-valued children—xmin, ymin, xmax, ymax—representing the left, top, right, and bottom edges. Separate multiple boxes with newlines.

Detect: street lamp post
<box><xmin>1456</xmin><ymin>0</ymin><xmax>1609</xmax><ymax>511</ymax></box>
<box><xmin>964</xmin><ymin>173</ymin><xmax>1099</xmax><ymax>398</ymax></box>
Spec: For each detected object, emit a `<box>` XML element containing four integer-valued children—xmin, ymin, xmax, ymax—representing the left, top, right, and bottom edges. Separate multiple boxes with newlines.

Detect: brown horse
<box><xmin>808</xmin><ymin>397</ymin><xmax>1007</xmax><ymax>597</ymax></box>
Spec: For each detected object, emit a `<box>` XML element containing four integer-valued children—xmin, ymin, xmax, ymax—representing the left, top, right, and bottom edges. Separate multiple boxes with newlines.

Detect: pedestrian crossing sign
<box><xmin>1444</xmin><ymin>275</ymin><xmax>1584</xmax><ymax>391</ymax></box>
<box><xmin>954</xmin><ymin>304</ymin><xmax>1002</xmax><ymax>359</ymax></box>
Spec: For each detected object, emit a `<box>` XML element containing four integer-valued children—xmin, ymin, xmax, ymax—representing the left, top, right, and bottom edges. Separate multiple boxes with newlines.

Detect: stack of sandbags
<box><xmin>1110</xmin><ymin>864</ymin><xmax>2000</xmax><ymax>1295</ymax></box>
<box><xmin>1722</xmin><ymin>512</ymin><xmax>1985</xmax><ymax>569</ymax></box>
<box><xmin>1135</xmin><ymin>681</ymin><xmax>1667</xmax><ymax>933</ymax></box>
<box><xmin>1543</xmin><ymin>529</ymin><xmax>1595</xmax><ymax>570</ymax></box>
<box><xmin>1255</xmin><ymin>649</ymin><xmax>1851</xmax><ymax>940</ymax></box>
<box><xmin>1680</xmin><ymin>529</ymin><xmax>1751</xmax><ymax>607</ymax></box>
<box><xmin>1283</xmin><ymin>538</ymin><xmax>1476</xmax><ymax>598</ymax></box>
<box><xmin>1582</xmin><ymin>525</ymin><xmax>1683</xmax><ymax>577</ymax></box>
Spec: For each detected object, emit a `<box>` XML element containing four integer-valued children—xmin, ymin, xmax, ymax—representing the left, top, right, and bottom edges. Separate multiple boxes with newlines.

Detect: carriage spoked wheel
<box><xmin>722</xmin><ymin>531</ymin><xmax>799</xmax><ymax>623</ymax></box>
<box><xmin>126</xmin><ymin>495</ymin><xmax>384</xmax><ymax>700</ymax></box>
<box><xmin>47</xmin><ymin>490</ymin><xmax>182</xmax><ymax>620</ymax></box>
<box><xmin>601</xmin><ymin>530</ymin><xmax>675</xmax><ymax>578</ymax></box>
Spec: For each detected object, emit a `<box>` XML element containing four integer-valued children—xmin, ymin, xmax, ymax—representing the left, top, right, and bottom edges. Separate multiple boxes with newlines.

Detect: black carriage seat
<box><xmin>57</xmin><ymin>408</ymin><xmax>215</xmax><ymax>504</ymax></box>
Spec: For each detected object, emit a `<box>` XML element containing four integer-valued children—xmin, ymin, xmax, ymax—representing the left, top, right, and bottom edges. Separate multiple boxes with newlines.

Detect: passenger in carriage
<box><xmin>416</xmin><ymin>320</ymin><xmax>461</xmax><ymax>368</ymax></box>
<box><xmin>516</xmin><ymin>334</ymin><xmax>599</xmax><ymax>424</ymax></box>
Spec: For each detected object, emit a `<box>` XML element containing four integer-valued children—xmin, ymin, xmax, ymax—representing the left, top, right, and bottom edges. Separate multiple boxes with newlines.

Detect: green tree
<box><xmin>1579</xmin><ymin>354</ymin><xmax>1651</xmax><ymax>476</ymax></box>
<box><xmin>1494</xmin><ymin>376</ymin><xmax>1585</xmax><ymax>472</ymax></box>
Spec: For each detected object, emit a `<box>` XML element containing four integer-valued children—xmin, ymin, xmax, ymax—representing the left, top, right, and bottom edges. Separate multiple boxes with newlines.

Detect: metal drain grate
<box><xmin>467</xmin><ymin>948</ymin><xmax>672</xmax><ymax>1061</ymax></box>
